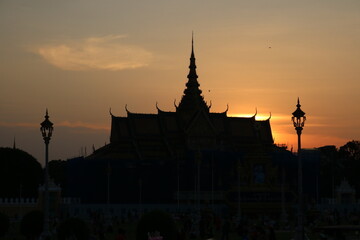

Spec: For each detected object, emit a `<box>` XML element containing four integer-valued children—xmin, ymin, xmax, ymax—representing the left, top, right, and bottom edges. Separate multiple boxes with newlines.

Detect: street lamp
<box><xmin>292</xmin><ymin>98</ymin><xmax>306</xmax><ymax>240</ymax></box>
<box><xmin>40</xmin><ymin>109</ymin><xmax>53</xmax><ymax>239</ymax></box>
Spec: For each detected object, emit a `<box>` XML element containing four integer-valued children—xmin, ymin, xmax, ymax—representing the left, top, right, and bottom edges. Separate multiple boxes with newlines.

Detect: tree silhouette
<box><xmin>339</xmin><ymin>140</ymin><xmax>360</xmax><ymax>197</ymax></box>
<box><xmin>339</xmin><ymin>140</ymin><xmax>360</xmax><ymax>161</ymax></box>
<box><xmin>0</xmin><ymin>147</ymin><xmax>42</xmax><ymax>198</ymax></box>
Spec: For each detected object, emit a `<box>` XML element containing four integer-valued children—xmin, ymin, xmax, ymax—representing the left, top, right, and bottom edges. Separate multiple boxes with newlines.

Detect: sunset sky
<box><xmin>1</xmin><ymin>0</ymin><xmax>359</xmax><ymax>165</ymax></box>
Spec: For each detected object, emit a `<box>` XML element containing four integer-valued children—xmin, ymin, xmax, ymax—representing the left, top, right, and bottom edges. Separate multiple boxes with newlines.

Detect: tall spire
<box><xmin>187</xmin><ymin>32</ymin><xmax>198</xmax><ymax>82</ymax></box>
<box><xmin>177</xmin><ymin>35</ymin><xmax>209</xmax><ymax>115</ymax></box>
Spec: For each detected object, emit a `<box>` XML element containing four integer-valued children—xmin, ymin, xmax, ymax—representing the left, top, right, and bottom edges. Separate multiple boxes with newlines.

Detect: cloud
<box><xmin>34</xmin><ymin>35</ymin><xmax>153</xmax><ymax>71</ymax></box>
<box><xmin>0</xmin><ymin>122</ymin><xmax>38</xmax><ymax>128</ymax></box>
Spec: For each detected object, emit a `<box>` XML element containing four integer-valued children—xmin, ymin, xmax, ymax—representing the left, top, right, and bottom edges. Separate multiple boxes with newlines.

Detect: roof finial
<box><xmin>13</xmin><ymin>137</ymin><xmax>16</xmax><ymax>149</ymax></box>
<box><xmin>192</xmin><ymin>31</ymin><xmax>194</xmax><ymax>53</ymax></box>
<box><xmin>156</xmin><ymin>102</ymin><xmax>162</xmax><ymax>112</ymax></box>
<box><xmin>125</xmin><ymin>104</ymin><xmax>130</xmax><ymax>114</ymax></box>
<box><xmin>191</xmin><ymin>31</ymin><xmax>195</xmax><ymax>60</ymax></box>
<box><xmin>297</xmin><ymin>97</ymin><xmax>301</xmax><ymax>107</ymax></box>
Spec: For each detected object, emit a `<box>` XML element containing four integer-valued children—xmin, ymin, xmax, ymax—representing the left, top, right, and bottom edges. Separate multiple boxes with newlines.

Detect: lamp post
<box><xmin>40</xmin><ymin>109</ymin><xmax>53</xmax><ymax>239</ymax></box>
<box><xmin>292</xmin><ymin>98</ymin><xmax>306</xmax><ymax>240</ymax></box>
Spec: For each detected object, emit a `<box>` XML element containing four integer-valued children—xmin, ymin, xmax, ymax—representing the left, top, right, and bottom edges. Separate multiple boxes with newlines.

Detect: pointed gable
<box><xmin>186</xmin><ymin>110</ymin><xmax>215</xmax><ymax>137</ymax></box>
<box><xmin>257</xmin><ymin>120</ymin><xmax>274</xmax><ymax>144</ymax></box>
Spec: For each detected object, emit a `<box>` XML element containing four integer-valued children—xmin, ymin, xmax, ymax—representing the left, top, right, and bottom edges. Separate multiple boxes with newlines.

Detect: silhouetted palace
<box><xmin>66</xmin><ymin>40</ymin><xmax>303</xmax><ymax>215</ymax></box>
<box><xmin>95</xmin><ymin>39</ymin><xmax>273</xmax><ymax>162</ymax></box>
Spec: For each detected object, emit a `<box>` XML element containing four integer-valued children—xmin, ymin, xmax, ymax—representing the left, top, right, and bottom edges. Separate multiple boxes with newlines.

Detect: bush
<box><xmin>57</xmin><ymin>217</ymin><xmax>89</xmax><ymax>240</ymax></box>
<box><xmin>136</xmin><ymin>210</ymin><xmax>178</xmax><ymax>240</ymax></box>
<box><xmin>0</xmin><ymin>212</ymin><xmax>10</xmax><ymax>237</ymax></box>
<box><xmin>20</xmin><ymin>210</ymin><xmax>43</xmax><ymax>240</ymax></box>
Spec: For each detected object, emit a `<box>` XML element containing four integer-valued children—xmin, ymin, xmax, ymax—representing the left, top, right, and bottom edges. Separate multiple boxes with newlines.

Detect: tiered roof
<box><xmin>90</xmin><ymin>38</ymin><xmax>274</xmax><ymax>160</ymax></box>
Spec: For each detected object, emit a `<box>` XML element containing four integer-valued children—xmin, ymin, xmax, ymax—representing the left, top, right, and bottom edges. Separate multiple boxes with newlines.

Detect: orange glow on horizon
<box><xmin>0</xmin><ymin>121</ymin><xmax>109</xmax><ymax>131</ymax></box>
<box><xmin>229</xmin><ymin>113</ymin><xmax>349</xmax><ymax>151</ymax></box>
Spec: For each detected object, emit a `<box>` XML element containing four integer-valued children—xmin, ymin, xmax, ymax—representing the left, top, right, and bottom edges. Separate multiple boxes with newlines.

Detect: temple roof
<box><xmin>99</xmin><ymin>37</ymin><xmax>275</xmax><ymax>161</ymax></box>
<box><xmin>109</xmin><ymin>112</ymin><xmax>273</xmax><ymax>149</ymax></box>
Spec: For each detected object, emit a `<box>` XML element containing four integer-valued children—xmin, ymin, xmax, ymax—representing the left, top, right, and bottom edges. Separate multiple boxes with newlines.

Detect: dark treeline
<box><xmin>0</xmin><ymin>140</ymin><xmax>359</xmax><ymax>199</ymax></box>
<box><xmin>318</xmin><ymin>140</ymin><xmax>360</xmax><ymax>199</ymax></box>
